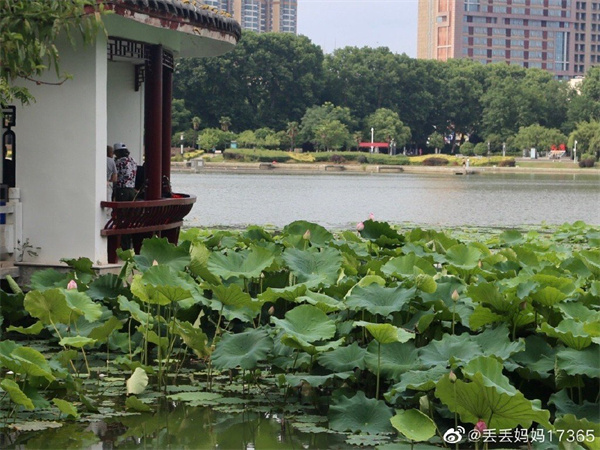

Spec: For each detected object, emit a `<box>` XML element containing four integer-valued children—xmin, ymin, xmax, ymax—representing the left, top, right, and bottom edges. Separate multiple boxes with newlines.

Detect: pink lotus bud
<box><xmin>356</xmin><ymin>222</ymin><xmax>365</xmax><ymax>231</ymax></box>
<box><xmin>368</xmin><ymin>212</ymin><xmax>375</xmax><ymax>220</ymax></box>
<box><xmin>67</xmin><ymin>280</ymin><xmax>78</xmax><ymax>290</ymax></box>
<box><xmin>451</xmin><ymin>289</ymin><xmax>459</xmax><ymax>302</ymax></box>
<box><xmin>475</xmin><ymin>420</ymin><xmax>486</xmax><ymax>434</ymax></box>
<box><xmin>303</xmin><ymin>230</ymin><xmax>311</xmax><ymax>240</ymax></box>
<box><xmin>268</xmin><ymin>306</ymin><xmax>275</xmax><ymax>315</ymax></box>
<box><xmin>449</xmin><ymin>370</ymin><xmax>457</xmax><ymax>383</ymax></box>
<box><xmin>152</xmin><ymin>260</ymin><xmax>159</xmax><ymax>266</ymax></box>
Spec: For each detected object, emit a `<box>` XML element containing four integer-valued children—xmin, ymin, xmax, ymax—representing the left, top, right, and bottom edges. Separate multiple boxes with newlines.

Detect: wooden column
<box><xmin>162</xmin><ymin>65</ymin><xmax>173</xmax><ymax>183</ymax></box>
<box><xmin>145</xmin><ymin>45</ymin><xmax>163</xmax><ymax>200</ymax></box>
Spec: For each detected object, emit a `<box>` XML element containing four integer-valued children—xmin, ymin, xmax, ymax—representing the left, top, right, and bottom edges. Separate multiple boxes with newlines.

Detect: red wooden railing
<box><xmin>100</xmin><ymin>194</ymin><xmax>196</xmax><ymax>263</ymax></box>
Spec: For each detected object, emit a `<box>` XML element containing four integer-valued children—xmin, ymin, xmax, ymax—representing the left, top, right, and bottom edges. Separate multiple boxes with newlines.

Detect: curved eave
<box><xmin>100</xmin><ymin>0</ymin><xmax>241</xmax><ymax>58</ymax></box>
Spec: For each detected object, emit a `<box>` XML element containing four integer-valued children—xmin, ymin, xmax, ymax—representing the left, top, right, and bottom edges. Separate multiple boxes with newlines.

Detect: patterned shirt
<box><xmin>115</xmin><ymin>156</ymin><xmax>137</xmax><ymax>188</ymax></box>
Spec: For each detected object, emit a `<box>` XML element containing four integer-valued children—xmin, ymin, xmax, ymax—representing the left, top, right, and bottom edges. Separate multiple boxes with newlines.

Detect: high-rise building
<box><xmin>203</xmin><ymin>0</ymin><xmax>297</xmax><ymax>33</ymax></box>
<box><xmin>417</xmin><ymin>0</ymin><xmax>600</xmax><ymax>79</ymax></box>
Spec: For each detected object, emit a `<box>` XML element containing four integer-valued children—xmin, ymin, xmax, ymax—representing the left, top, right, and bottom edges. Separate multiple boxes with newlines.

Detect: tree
<box><xmin>427</xmin><ymin>132</ymin><xmax>445</xmax><ymax>154</ymax></box>
<box><xmin>286</xmin><ymin>121</ymin><xmax>299</xmax><ymax>151</ymax></box>
<box><xmin>298</xmin><ymin>102</ymin><xmax>355</xmax><ymax>147</ymax></box>
<box><xmin>1</xmin><ymin>0</ymin><xmax>104</xmax><ymax>105</ymax></box>
<box><xmin>172</xmin><ymin>99</ymin><xmax>192</xmax><ymax>133</ymax></box>
<box><xmin>191</xmin><ymin>116</ymin><xmax>202</xmax><ymax>150</ymax></box>
<box><xmin>314</xmin><ymin>120</ymin><xmax>351</xmax><ymax>151</ymax></box>
<box><xmin>365</xmin><ymin>108</ymin><xmax>411</xmax><ymax>149</ymax></box>
<box><xmin>219</xmin><ymin>116</ymin><xmax>232</xmax><ymax>132</ymax></box>
<box><xmin>254</xmin><ymin>127</ymin><xmax>280</xmax><ymax>149</ymax></box>
<box><xmin>236</xmin><ymin>130</ymin><xmax>258</xmax><ymax>148</ymax></box>
<box><xmin>198</xmin><ymin>128</ymin><xmax>230</xmax><ymax>151</ymax></box>
<box><xmin>568</xmin><ymin>120</ymin><xmax>600</xmax><ymax>157</ymax></box>
<box><xmin>513</xmin><ymin>124</ymin><xmax>567</xmax><ymax>153</ymax></box>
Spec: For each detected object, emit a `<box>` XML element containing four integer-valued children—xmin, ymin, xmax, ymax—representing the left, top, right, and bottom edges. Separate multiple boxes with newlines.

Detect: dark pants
<box><xmin>115</xmin><ymin>187</ymin><xmax>137</xmax><ymax>201</ymax></box>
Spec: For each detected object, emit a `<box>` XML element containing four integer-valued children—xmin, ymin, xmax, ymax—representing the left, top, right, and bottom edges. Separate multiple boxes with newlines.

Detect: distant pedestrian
<box><xmin>107</xmin><ymin>145</ymin><xmax>117</xmax><ymax>201</ymax></box>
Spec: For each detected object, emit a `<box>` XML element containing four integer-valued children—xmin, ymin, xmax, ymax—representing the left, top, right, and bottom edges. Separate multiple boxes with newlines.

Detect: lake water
<box><xmin>172</xmin><ymin>171</ymin><xmax>600</xmax><ymax>229</ymax></box>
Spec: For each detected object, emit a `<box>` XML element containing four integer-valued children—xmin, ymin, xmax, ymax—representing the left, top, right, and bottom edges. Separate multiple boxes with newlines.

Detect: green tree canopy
<box><xmin>365</xmin><ymin>108</ymin><xmax>411</xmax><ymax>148</ymax></box>
<box><xmin>298</xmin><ymin>102</ymin><xmax>355</xmax><ymax>146</ymax></box>
<box><xmin>513</xmin><ymin>124</ymin><xmax>567</xmax><ymax>152</ymax></box>
<box><xmin>314</xmin><ymin>119</ymin><xmax>351</xmax><ymax>151</ymax></box>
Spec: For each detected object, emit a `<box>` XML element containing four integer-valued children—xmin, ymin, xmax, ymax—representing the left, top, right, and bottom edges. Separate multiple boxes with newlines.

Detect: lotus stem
<box><xmin>376</xmin><ymin>341</ymin><xmax>381</xmax><ymax>400</ymax></box>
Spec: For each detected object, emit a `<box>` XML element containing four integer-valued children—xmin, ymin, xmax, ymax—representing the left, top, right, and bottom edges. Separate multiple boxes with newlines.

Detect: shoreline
<box><xmin>172</xmin><ymin>160</ymin><xmax>600</xmax><ymax>176</ymax></box>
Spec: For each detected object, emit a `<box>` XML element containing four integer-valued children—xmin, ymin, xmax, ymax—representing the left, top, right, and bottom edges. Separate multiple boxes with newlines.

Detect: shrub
<box><xmin>330</xmin><ymin>154</ymin><xmax>346</xmax><ymax>164</ymax></box>
<box><xmin>367</xmin><ymin>155</ymin><xmax>410</xmax><ymax>165</ymax></box>
<box><xmin>460</xmin><ymin>142</ymin><xmax>475</xmax><ymax>156</ymax></box>
<box><xmin>357</xmin><ymin>155</ymin><xmax>367</xmax><ymax>164</ymax></box>
<box><xmin>421</xmin><ymin>157</ymin><xmax>449</xmax><ymax>166</ymax></box>
<box><xmin>498</xmin><ymin>158</ymin><xmax>516</xmax><ymax>167</ymax></box>
<box><xmin>579</xmin><ymin>157</ymin><xmax>597</xmax><ymax>168</ymax></box>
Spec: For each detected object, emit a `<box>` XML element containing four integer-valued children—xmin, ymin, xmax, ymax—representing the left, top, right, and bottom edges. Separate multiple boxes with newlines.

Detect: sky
<box><xmin>297</xmin><ymin>0</ymin><xmax>419</xmax><ymax>57</ymax></box>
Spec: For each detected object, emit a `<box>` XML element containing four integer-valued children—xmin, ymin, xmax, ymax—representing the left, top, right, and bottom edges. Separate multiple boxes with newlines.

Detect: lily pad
<box><xmin>211</xmin><ymin>328</ymin><xmax>272</xmax><ymax>370</ymax></box>
<box><xmin>125</xmin><ymin>395</ymin><xmax>153</xmax><ymax>412</ymax></box>
<box><xmin>556</xmin><ymin>345</ymin><xmax>600</xmax><ymax>377</ymax></box>
<box><xmin>126</xmin><ymin>367</ymin><xmax>148</xmax><ymax>395</ymax></box>
<box><xmin>328</xmin><ymin>391</ymin><xmax>394</xmax><ymax>434</ymax></box>
<box><xmin>208</xmin><ymin>245</ymin><xmax>275</xmax><ymax>280</ymax></box>
<box><xmin>52</xmin><ymin>398</ymin><xmax>79</xmax><ymax>418</ymax></box>
<box><xmin>318</xmin><ymin>342</ymin><xmax>367</xmax><ymax>371</ymax></box>
<box><xmin>271</xmin><ymin>304</ymin><xmax>336</xmax><ymax>345</ymax></box>
<box><xmin>345</xmin><ymin>285</ymin><xmax>416</xmax><ymax>316</ymax></box>
<box><xmin>390</xmin><ymin>409</ymin><xmax>437</xmax><ymax>442</ymax></box>
<box><xmin>283</xmin><ymin>247</ymin><xmax>343</xmax><ymax>288</ymax></box>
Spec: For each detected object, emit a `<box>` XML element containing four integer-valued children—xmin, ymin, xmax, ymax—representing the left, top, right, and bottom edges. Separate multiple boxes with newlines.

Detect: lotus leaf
<box><xmin>131</xmin><ymin>266</ymin><xmax>196</xmax><ymax>305</ymax></box>
<box><xmin>166</xmin><ymin>391</ymin><xmax>222</xmax><ymax>405</ymax></box>
<box><xmin>419</xmin><ymin>333</ymin><xmax>481</xmax><ymax>368</ymax></box>
<box><xmin>381</xmin><ymin>254</ymin><xmax>436</xmax><ymax>278</ymax></box>
<box><xmin>345</xmin><ymin>434</ymin><xmax>391</xmax><ymax>447</ymax></box>
<box><xmin>283</xmin><ymin>247</ymin><xmax>343</xmax><ymax>288</ymax></box>
<box><xmin>29</xmin><ymin>269</ymin><xmax>69</xmax><ymax>291</ymax></box>
<box><xmin>210</xmin><ymin>283</ymin><xmax>262</xmax><ymax>321</ymax></box>
<box><xmin>387</xmin><ymin>366</ymin><xmax>448</xmax><ymax>395</ymax></box>
<box><xmin>365</xmin><ymin>341</ymin><xmax>422</xmax><ymax>380</ymax></box>
<box><xmin>354</xmin><ymin>321</ymin><xmax>415</xmax><ymax>345</ymax></box>
<box><xmin>125</xmin><ymin>395</ymin><xmax>152</xmax><ymax>412</ymax></box>
<box><xmin>531</xmin><ymin>286</ymin><xmax>569</xmax><ymax>307</ymax></box>
<box><xmin>280</xmin><ymin>335</ymin><xmax>344</xmax><ymax>355</ymax></box>
<box><xmin>510</xmin><ymin>335</ymin><xmax>556</xmax><ymax>379</ymax></box>
<box><xmin>296</xmin><ymin>290</ymin><xmax>345</xmax><ymax>313</ymax></box>
<box><xmin>435</xmin><ymin>356</ymin><xmax>552</xmax><ymax>430</ymax></box>
<box><xmin>445</xmin><ymin>244</ymin><xmax>483</xmax><ymax>270</ymax></box>
<box><xmin>52</xmin><ymin>398</ymin><xmax>79</xmax><ymax>418</ymax></box>
<box><xmin>345</xmin><ymin>285</ymin><xmax>416</xmax><ymax>316</ymax></box>
<box><xmin>87</xmin><ymin>274</ymin><xmax>128</xmax><ymax>301</ymax></box>
<box><xmin>117</xmin><ymin>295</ymin><xmax>153</xmax><ymax>325</ymax></box>
<box><xmin>64</xmin><ymin>290</ymin><xmax>102</xmax><ymax>322</ymax></box>
<box><xmin>134</xmin><ymin>237</ymin><xmax>191</xmax><ymax>272</ymax></box>
<box><xmin>558</xmin><ymin>303</ymin><xmax>600</xmax><ymax>322</ymax></box>
<box><xmin>549</xmin><ymin>390</ymin><xmax>600</xmax><ymax>423</ymax></box>
<box><xmin>554</xmin><ymin>414</ymin><xmax>600</xmax><ymax>450</ymax></box>
<box><xmin>1</xmin><ymin>378</ymin><xmax>34</xmax><ymax>410</ymax></box>
<box><xmin>271</xmin><ymin>304</ymin><xmax>336</xmax><ymax>344</ymax></box>
<box><xmin>318</xmin><ymin>342</ymin><xmax>366</xmax><ymax>371</ymax></box>
<box><xmin>580</xmin><ymin>250</ymin><xmax>600</xmax><ymax>277</ymax></box>
<box><xmin>328</xmin><ymin>391</ymin><xmax>394</xmax><ymax>434</ymax></box>
<box><xmin>208</xmin><ymin>245</ymin><xmax>274</xmax><ymax>280</ymax></box>
<box><xmin>359</xmin><ymin>220</ymin><xmax>404</xmax><ymax>248</ymax></box>
<box><xmin>258</xmin><ymin>284</ymin><xmax>307</xmax><ymax>304</ymax></box>
<box><xmin>472</xmin><ymin>325</ymin><xmax>525</xmax><ymax>362</ymax></box>
<box><xmin>59</xmin><ymin>336</ymin><xmax>97</xmax><ymax>348</ymax></box>
<box><xmin>88</xmin><ymin>316</ymin><xmax>124</xmax><ymax>342</ymax></box>
<box><xmin>540</xmin><ymin>319</ymin><xmax>593</xmax><ymax>350</ymax></box>
<box><xmin>282</xmin><ymin>220</ymin><xmax>333</xmax><ymax>248</ymax></box>
<box><xmin>7</xmin><ymin>421</ymin><xmax>62</xmax><ymax>432</ymax></box>
<box><xmin>467</xmin><ymin>282</ymin><xmax>513</xmax><ymax>312</ymax></box>
<box><xmin>469</xmin><ymin>306</ymin><xmax>504</xmax><ymax>330</ymax></box>
<box><xmin>126</xmin><ymin>367</ymin><xmax>148</xmax><ymax>395</ymax></box>
<box><xmin>499</xmin><ymin>230</ymin><xmax>526</xmax><ymax>245</ymax></box>
<box><xmin>211</xmin><ymin>329</ymin><xmax>272</xmax><ymax>370</ymax></box>
<box><xmin>0</xmin><ymin>341</ymin><xmax>55</xmax><ymax>381</ymax></box>
<box><xmin>284</xmin><ymin>372</ymin><xmax>352</xmax><ymax>387</ymax></box>
<box><xmin>7</xmin><ymin>321</ymin><xmax>44</xmax><ymax>335</ymax></box>
<box><xmin>172</xmin><ymin>320</ymin><xmax>209</xmax><ymax>358</ymax></box>
<box><xmin>415</xmin><ymin>274</ymin><xmax>437</xmax><ymax>294</ymax></box>
<box><xmin>24</xmin><ymin>289</ymin><xmax>72</xmax><ymax>325</ymax></box>
<box><xmin>390</xmin><ymin>409</ymin><xmax>437</xmax><ymax>442</ymax></box>
<box><xmin>556</xmin><ymin>345</ymin><xmax>600</xmax><ymax>377</ymax></box>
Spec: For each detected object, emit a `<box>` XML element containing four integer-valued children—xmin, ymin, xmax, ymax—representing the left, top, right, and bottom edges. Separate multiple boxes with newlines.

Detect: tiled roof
<box><xmin>105</xmin><ymin>0</ymin><xmax>241</xmax><ymax>41</ymax></box>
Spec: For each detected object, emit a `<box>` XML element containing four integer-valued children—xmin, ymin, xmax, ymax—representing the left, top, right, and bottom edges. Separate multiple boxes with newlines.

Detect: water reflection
<box><xmin>172</xmin><ymin>172</ymin><xmax>600</xmax><ymax>229</ymax></box>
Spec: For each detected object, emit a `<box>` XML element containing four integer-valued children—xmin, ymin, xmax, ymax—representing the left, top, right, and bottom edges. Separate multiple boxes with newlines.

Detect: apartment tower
<box><xmin>204</xmin><ymin>0</ymin><xmax>297</xmax><ymax>33</ymax></box>
<box><xmin>417</xmin><ymin>0</ymin><xmax>600</xmax><ymax>79</ymax></box>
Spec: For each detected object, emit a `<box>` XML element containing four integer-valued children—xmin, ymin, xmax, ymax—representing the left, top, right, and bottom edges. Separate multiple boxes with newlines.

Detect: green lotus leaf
<box><xmin>282</xmin><ymin>220</ymin><xmax>333</xmax><ymax>248</ymax></box>
<box><xmin>64</xmin><ymin>290</ymin><xmax>102</xmax><ymax>323</ymax></box>
<box><xmin>87</xmin><ymin>274</ymin><xmax>128</xmax><ymax>301</ymax></box>
<box><xmin>172</xmin><ymin>320</ymin><xmax>209</xmax><ymax>358</ymax></box>
<box><xmin>208</xmin><ymin>245</ymin><xmax>275</xmax><ymax>280</ymax></box>
<box><xmin>211</xmin><ymin>329</ymin><xmax>272</xmax><ymax>370</ymax></box>
<box><xmin>271</xmin><ymin>304</ymin><xmax>336</xmax><ymax>344</ymax></box>
<box><xmin>556</xmin><ymin>345</ymin><xmax>600</xmax><ymax>377</ymax></box>
<box><xmin>134</xmin><ymin>237</ymin><xmax>191</xmax><ymax>272</ymax></box>
<box><xmin>126</xmin><ymin>367</ymin><xmax>148</xmax><ymax>395</ymax></box>
<box><xmin>388</xmin><ymin>366</ymin><xmax>448</xmax><ymax>395</ymax></box>
<box><xmin>280</xmin><ymin>334</ymin><xmax>344</xmax><ymax>355</ymax></box>
<box><xmin>24</xmin><ymin>288</ymin><xmax>72</xmax><ymax>325</ymax></box>
<box><xmin>117</xmin><ymin>296</ymin><xmax>153</xmax><ymax>325</ymax></box>
<box><xmin>390</xmin><ymin>409</ymin><xmax>437</xmax><ymax>442</ymax></box>
<box><xmin>258</xmin><ymin>284</ymin><xmax>307</xmax><ymax>304</ymax></box>
<box><xmin>540</xmin><ymin>319</ymin><xmax>592</xmax><ymax>350</ymax></box>
<box><xmin>29</xmin><ymin>269</ymin><xmax>69</xmax><ymax>291</ymax></box>
<box><xmin>580</xmin><ymin>250</ymin><xmax>600</xmax><ymax>277</ymax></box>
<box><xmin>131</xmin><ymin>266</ymin><xmax>198</xmax><ymax>305</ymax></box>
<box><xmin>283</xmin><ymin>247</ymin><xmax>342</xmax><ymax>288</ymax></box>
<box><xmin>419</xmin><ymin>333</ymin><xmax>481</xmax><ymax>368</ymax></box>
<box><xmin>365</xmin><ymin>341</ymin><xmax>422</xmax><ymax>380</ymax></box>
<box><xmin>510</xmin><ymin>335</ymin><xmax>556</xmax><ymax>379</ymax></box>
<box><xmin>469</xmin><ymin>305</ymin><xmax>504</xmax><ymax>330</ymax></box>
<box><xmin>472</xmin><ymin>325</ymin><xmax>525</xmax><ymax>362</ymax></box>
<box><xmin>354</xmin><ymin>321</ymin><xmax>414</xmax><ymax>344</ymax></box>
<box><xmin>88</xmin><ymin>316</ymin><xmax>124</xmax><ymax>342</ymax></box>
<box><xmin>499</xmin><ymin>230</ymin><xmax>526</xmax><ymax>245</ymax></box>
<box><xmin>381</xmin><ymin>254</ymin><xmax>436</xmax><ymax>278</ymax></box>
<box><xmin>210</xmin><ymin>283</ymin><xmax>262</xmax><ymax>321</ymax></box>
<box><xmin>189</xmin><ymin>242</ymin><xmax>221</xmax><ymax>285</ymax></box>
<box><xmin>296</xmin><ymin>291</ymin><xmax>345</xmax><ymax>313</ymax></box>
<box><xmin>59</xmin><ymin>336</ymin><xmax>97</xmax><ymax>348</ymax></box>
<box><xmin>318</xmin><ymin>342</ymin><xmax>367</xmax><ymax>371</ymax></box>
<box><xmin>467</xmin><ymin>282</ymin><xmax>512</xmax><ymax>312</ymax></box>
<box><xmin>415</xmin><ymin>274</ymin><xmax>437</xmax><ymax>294</ymax></box>
<box><xmin>284</xmin><ymin>372</ymin><xmax>352</xmax><ymax>387</ymax></box>
<box><xmin>549</xmin><ymin>389</ymin><xmax>600</xmax><ymax>423</ymax></box>
<box><xmin>52</xmin><ymin>398</ymin><xmax>79</xmax><ymax>418</ymax></box>
<box><xmin>7</xmin><ymin>321</ymin><xmax>44</xmax><ymax>335</ymax></box>
<box><xmin>328</xmin><ymin>391</ymin><xmax>394</xmax><ymax>434</ymax></box>
<box><xmin>553</xmin><ymin>414</ymin><xmax>600</xmax><ymax>450</ymax></box>
<box><xmin>345</xmin><ymin>285</ymin><xmax>416</xmax><ymax>316</ymax></box>
<box><xmin>530</xmin><ymin>286</ymin><xmax>568</xmax><ymax>307</ymax></box>
<box><xmin>0</xmin><ymin>342</ymin><xmax>55</xmax><ymax>381</ymax></box>
<box><xmin>531</xmin><ymin>274</ymin><xmax>576</xmax><ymax>295</ymax></box>
<box><xmin>345</xmin><ymin>434</ymin><xmax>391</xmax><ymax>447</ymax></box>
<box><xmin>435</xmin><ymin>371</ymin><xmax>552</xmax><ymax>430</ymax></box>
<box><xmin>1</xmin><ymin>378</ymin><xmax>34</xmax><ymax>410</ymax></box>
<box><xmin>445</xmin><ymin>244</ymin><xmax>483</xmax><ymax>270</ymax></box>
<box><xmin>558</xmin><ymin>303</ymin><xmax>600</xmax><ymax>323</ymax></box>
<box><xmin>125</xmin><ymin>396</ymin><xmax>152</xmax><ymax>412</ymax></box>
<box><xmin>462</xmin><ymin>355</ymin><xmax>517</xmax><ymax>395</ymax></box>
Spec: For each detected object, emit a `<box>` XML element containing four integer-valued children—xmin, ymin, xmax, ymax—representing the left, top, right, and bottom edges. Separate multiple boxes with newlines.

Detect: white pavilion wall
<box><xmin>14</xmin><ymin>35</ymin><xmax>108</xmax><ymax>265</ymax></box>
